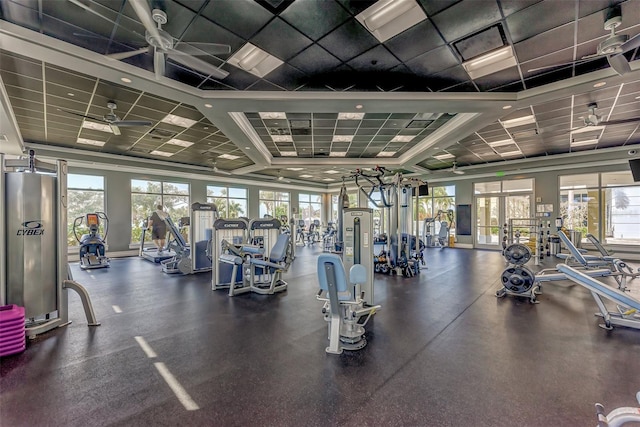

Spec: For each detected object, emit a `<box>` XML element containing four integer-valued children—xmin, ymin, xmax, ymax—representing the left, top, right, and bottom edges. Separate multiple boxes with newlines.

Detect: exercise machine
<box><xmin>307</xmin><ymin>219</ymin><xmax>320</xmax><ymax>245</ymax></box>
<box><xmin>1</xmin><ymin>151</ymin><xmax>99</xmax><ymax>337</ymax></box>
<box><xmin>342</xmin><ymin>208</ymin><xmax>375</xmax><ymax>305</ymax></box>
<box><xmin>423</xmin><ymin>209</ymin><xmax>454</xmax><ymax>248</ymax></box>
<box><xmin>595</xmin><ymin>391</ymin><xmax>640</xmax><ymax>426</ymax></box>
<box><xmin>558</xmin><ymin>264</ymin><xmax>640</xmax><ymax>331</ymax></box>
<box><xmin>295</xmin><ymin>219</ymin><xmax>306</xmax><ymax>246</ymax></box>
<box><xmin>72</xmin><ymin>212</ymin><xmax>110</xmax><ymax>270</ymax></box>
<box><xmin>139</xmin><ymin>218</ymin><xmax>176</xmax><ymax>263</ymax></box>
<box><xmin>210</xmin><ymin>218</ymin><xmax>250</xmax><ymax>293</ymax></box>
<box><xmin>316</xmin><ymin>254</ymin><xmax>380</xmax><ymax>354</ymax></box>
<box><xmin>162</xmin><ymin>202</ymin><xmax>216</xmax><ymax>275</ymax></box>
<box><xmin>322</xmin><ymin>222</ymin><xmax>337</xmax><ymax>252</ymax></box>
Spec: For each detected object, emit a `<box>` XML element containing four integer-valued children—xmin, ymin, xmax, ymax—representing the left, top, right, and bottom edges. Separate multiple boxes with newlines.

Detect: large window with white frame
<box><xmin>131</xmin><ymin>179</ymin><xmax>190</xmax><ymax>244</ymax></box>
<box><xmin>417</xmin><ymin>184</ymin><xmax>456</xmax><ymax>236</ymax></box>
<box><xmin>560</xmin><ymin>171</ymin><xmax>640</xmax><ymax>245</ymax></box>
<box><xmin>331</xmin><ymin>192</ymin><xmax>358</xmax><ymax>223</ymax></box>
<box><xmin>67</xmin><ymin>174</ymin><xmax>105</xmax><ymax>247</ymax></box>
<box><xmin>299</xmin><ymin>193</ymin><xmax>322</xmax><ymax>227</ymax></box>
<box><xmin>207</xmin><ymin>185</ymin><xmax>247</xmax><ymax>218</ymax></box>
<box><xmin>259</xmin><ymin>190</ymin><xmax>289</xmax><ymax>220</ymax></box>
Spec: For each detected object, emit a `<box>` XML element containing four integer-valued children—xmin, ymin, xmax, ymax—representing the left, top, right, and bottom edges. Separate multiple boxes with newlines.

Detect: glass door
<box><xmin>476</xmin><ymin>196</ymin><xmax>500</xmax><ymax>248</ymax></box>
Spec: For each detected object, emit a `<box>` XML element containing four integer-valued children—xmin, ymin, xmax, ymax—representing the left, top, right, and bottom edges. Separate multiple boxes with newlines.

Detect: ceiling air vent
<box><xmin>149</xmin><ymin>128</ymin><xmax>176</xmax><ymax>139</ymax></box>
<box><xmin>268</xmin><ymin>128</ymin><xmax>291</xmax><ymax>135</ymax></box>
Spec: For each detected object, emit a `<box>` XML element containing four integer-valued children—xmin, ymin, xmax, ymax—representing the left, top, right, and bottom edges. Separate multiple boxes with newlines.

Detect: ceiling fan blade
<box><xmin>68</xmin><ymin>0</ymin><xmax>120</xmax><ymax>26</ymax></box>
<box><xmin>154</xmin><ymin>48</ymin><xmax>165</xmax><ymax>80</ymax></box>
<box><xmin>620</xmin><ymin>33</ymin><xmax>640</xmax><ymax>53</ymax></box>
<box><xmin>114</xmin><ymin>120</ymin><xmax>153</xmax><ymax>127</ymax></box>
<box><xmin>608</xmin><ymin>53</ymin><xmax>631</xmax><ymax>75</ymax></box>
<box><xmin>128</xmin><ymin>0</ymin><xmax>162</xmax><ymax>42</ymax></box>
<box><xmin>57</xmin><ymin>108</ymin><xmax>106</xmax><ymax>122</ymax></box>
<box><xmin>173</xmin><ymin>42</ymin><xmax>232</xmax><ymax>56</ymax></box>
<box><xmin>107</xmin><ymin>47</ymin><xmax>150</xmax><ymax>60</ymax></box>
<box><xmin>600</xmin><ymin>118</ymin><xmax>640</xmax><ymax>126</ymax></box>
<box><xmin>166</xmin><ymin>53</ymin><xmax>229</xmax><ymax>79</ymax></box>
<box><xmin>109</xmin><ymin>123</ymin><xmax>121</xmax><ymax>135</ymax></box>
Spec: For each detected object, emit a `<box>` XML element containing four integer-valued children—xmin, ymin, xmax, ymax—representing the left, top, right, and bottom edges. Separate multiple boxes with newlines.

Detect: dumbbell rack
<box><xmin>504</xmin><ymin>218</ymin><xmax>554</xmax><ymax>266</ymax></box>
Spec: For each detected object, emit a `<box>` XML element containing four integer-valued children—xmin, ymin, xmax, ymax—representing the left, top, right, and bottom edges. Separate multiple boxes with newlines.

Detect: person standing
<box><xmin>148</xmin><ymin>205</ymin><xmax>168</xmax><ymax>253</ymax></box>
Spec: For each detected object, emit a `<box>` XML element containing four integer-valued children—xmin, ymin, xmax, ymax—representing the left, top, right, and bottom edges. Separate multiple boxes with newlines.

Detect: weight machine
<box><xmin>72</xmin><ymin>212</ymin><xmax>110</xmax><ymax>270</ymax></box>
<box><xmin>340</xmin><ymin>167</ymin><xmax>427</xmax><ymax>277</ymax></box>
<box><xmin>423</xmin><ymin>209</ymin><xmax>454</xmax><ymax>248</ymax></box>
<box><xmin>1</xmin><ymin>151</ymin><xmax>99</xmax><ymax>338</ymax></box>
<box><xmin>595</xmin><ymin>391</ymin><xmax>640</xmax><ymax>427</ymax></box>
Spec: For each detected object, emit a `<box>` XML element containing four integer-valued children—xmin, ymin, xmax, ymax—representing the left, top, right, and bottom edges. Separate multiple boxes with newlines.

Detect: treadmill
<box><xmin>139</xmin><ymin>218</ymin><xmax>177</xmax><ymax>263</ymax></box>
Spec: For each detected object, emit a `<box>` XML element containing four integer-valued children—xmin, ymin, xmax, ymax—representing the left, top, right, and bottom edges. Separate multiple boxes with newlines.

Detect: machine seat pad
<box><xmin>220</xmin><ymin>254</ymin><xmax>243</xmax><ymax>265</ymax></box>
<box><xmin>557</xmin><ymin>265</ymin><xmax>640</xmax><ymax>311</ymax></box>
<box><xmin>317</xmin><ymin>254</ymin><xmax>352</xmax><ymax>301</ymax></box>
<box><xmin>350</xmin><ymin>264</ymin><xmax>367</xmax><ymax>285</ymax></box>
<box><xmin>241</xmin><ymin>245</ymin><xmax>264</xmax><ymax>255</ymax></box>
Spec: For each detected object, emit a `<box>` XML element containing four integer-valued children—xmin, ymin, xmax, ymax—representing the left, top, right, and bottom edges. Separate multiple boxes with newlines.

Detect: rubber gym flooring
<box><xmin>1</xmin><ymin>245</ymin><xmax>639</xmax><ymax>426</ymax></box>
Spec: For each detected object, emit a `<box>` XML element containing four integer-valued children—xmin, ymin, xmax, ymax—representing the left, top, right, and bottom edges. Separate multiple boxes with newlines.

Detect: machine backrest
<box><xmin>317</xmin><ymin>254</ymin><xmax>348</xmax><ymax>293</ymax></box>
<box><xmin>269</xmin><ymin>233</ymin><xmax>290</xmax><ymax>263</ymax></box>
<box><xmin>557</xmin><ymin>231</ymin><xmax>588</xmax><ymax>266</ymax></box>
<box><xmin>586</xmin><ymin>233</ymin><xmax>610</xmax><ymax>257</ymax></box>
<box><xmin>438</xmin><ymin>221</ymin><xmax>449</xmax><ymax>238</ymax></box>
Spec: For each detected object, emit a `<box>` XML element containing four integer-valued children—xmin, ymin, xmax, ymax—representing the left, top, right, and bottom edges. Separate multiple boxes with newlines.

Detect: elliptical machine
<box><xmin>73</xmin><ymin>212</ymin><xmax>110</xmax><ymax>270</ymax></box>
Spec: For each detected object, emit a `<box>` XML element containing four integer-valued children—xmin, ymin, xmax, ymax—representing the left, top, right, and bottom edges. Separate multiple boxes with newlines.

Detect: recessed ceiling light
<box><xmin>203</xmin><ymin>126</ymin><xmax>209</xmax><ymax>130</ymax></box>
<box><xmin>286</xmin><ymin>167</ymin><xmax>304</xmax><ymax>171</ymax></box>
<box><xmin>355</xmin><ymin>104</ymin><xmax>363</xmax><ymax>109</ymax></box>
<box><xmin>204</xmin><ymin>103</ymin><xmax>213</xmax><ymax>108</ymax></box>
<box><xmin>330</xmin><ymin>152</ymin><xmax>347</xmax><ymax>157</ymax></box>
<box><xmin>488</xmin><ymin>139</ymin><xmax>515</xmax><ymax>147</ymax></box>
<box><xmin>571</xmin><ymin>139</ymin><xmax>599</xmax><ymax>146</ymax></box>
<box><xmin>272</xmin><ymin>135</ymin><xmax>293</xmax><ymax>142</ymax></box>
<box><xmin>636</xmin><ymin>96</ymin><xmax>640</xmax><ymax>100</ymax></box>
<box><xmin>332</xmin><ymin>135</ymin><xmax>353</xmax><ymax>143</ymax></box>
<box><xmin>499</xmin><ymin>150</ymin><xmax>522</xmax><ymax>157</ymax></box>
<box><xmin>280</xmin><ymin>151</ymin><xmax>298</xmax><ymax>157</ymax></box>
<box><xmin>219</xmin><ymin>153</ymin><xmax>240</xmax><ymax>160</ymax></box>
<box><xmin>300</xmin><ymin>174</ymin><xmax>313</xmax><ymax>178</ymax></box>
<box><xmin>338</xmin><ymin>112</ymin><xmax>365</xmax><ymax>120</ymax></box>
<box><xmin>120</xmin><ymin>77</ymin><xmax>132</xmax><ymax>83</ymax></box>
<box><xmin>161</xmin><ymin>114</ymin><xmax>197</xmax><ymax>128</ymax></box>
<box><xmin>462</xmin><ymin>45</ymin><xmax>517</xmax><ymax>79</ymax></box>
<box><xmin>325</xmin><ymin>170</ymin><xmax>339</xmax><ymax>174</ymax></box>
<box><xmin>322</xmin><ymin>178</ymin><xmax>335</xmax><ymax>181</ymax></box>
<box><xmin>500</xmin><ymin>115</ymin><xmax>536</xmax><ymax>128</ymax></box>
<box><xmin>259</xmin><ymin>112</ymin><xmax>287</xmax><ymax>120</ymax></box>
<box><xmin>356</xmin><ymin>0</ymin><xmax>427</xmax><ymax>42</ymax></box>
<box><xmin>502</xmin><ymin>105</ymin><xmax>512</xmax><ymax>109</ymax></box>
<box><xmin>77</xmin><ymin>137</ymin><xmax>105</xmax><ymax>146</ymax></box>
<box><xmin>67</xmin><ymin>92</ymin><xmax>75</xmax><ymax>97</ymax></box>
<box><xmin>433</xmin><ymin>153</ymin><xmax>455</xmax><ymax>160</ymax></box>
<box><xmin>391</xmin><ymin>135</ymin><xmax>415</xmax><ymax>142</ymax></box>
<box><xmin>166</xmin><ymin>138</ymin><xmax>194</xmax><ymax>147</ymax></box>
<box><xmin>245</xmin><ymin>146</ymin><xmax>251</xmax><ymax>149</ymax></box>
<box><xmin>593</xmin><ymin>81</ymin><xmax>607</xmax><ymax>88</ymax></box>
<box><xmin>82</xmin><ymin>120</ymin><xmax>112</xmax><ymax>133</ymax></box>
<box><xmin>228</xmin><ymin>43</ymin><xmax>283</xmax><ymax>77</ymax></box>
<box><xmin>377</xmin><ymin>151</ymin><xmax>396</xmax><ymax>157</ymax></box>
<box><xmin>150</xmin><ymin>150</ymin><xmax>174</xmax><ymax>157</ymax></box>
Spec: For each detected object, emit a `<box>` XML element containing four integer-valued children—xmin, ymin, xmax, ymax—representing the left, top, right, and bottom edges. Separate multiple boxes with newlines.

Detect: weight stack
<box><xmin>0</xmin><ymin>305</ymin><xmax>26</xmax><ymax>357</ymax></box>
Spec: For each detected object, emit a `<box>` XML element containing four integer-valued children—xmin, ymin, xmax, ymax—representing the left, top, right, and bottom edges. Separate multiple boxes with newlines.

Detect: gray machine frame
<box><xmin>342</xmin><ymin>208</ymin><xmax>375</xmax><ymax>305</ymax></box>
<box><xmin>1</xmin><ymin>151</ymin><xmax>99</xmax><ymax>337</ymax></box>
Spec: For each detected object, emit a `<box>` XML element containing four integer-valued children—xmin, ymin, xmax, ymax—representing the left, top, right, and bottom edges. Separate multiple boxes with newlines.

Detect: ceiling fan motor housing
<box><xmin>146</xmin><ymin>9</ymin><xmax>173</xmax><ymax>50</ymax></box>
<box><xmin>599</xmin><ymin>34</ymin><xmax>628</xmax><ymax>55</ymax></box>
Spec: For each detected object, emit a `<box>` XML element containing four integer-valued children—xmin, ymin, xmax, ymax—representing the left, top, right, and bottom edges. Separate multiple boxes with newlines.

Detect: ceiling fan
<box><xmin>212</xmin><ymin>160</ymin><xmax>232</xmax><ymax>175</ymax></box>
<box><xmin>450</xmin><ymin>161</ymin><xmax>465</xmax><ymax>175</ymax></box>
<box><xmin>528</xmin><ymin>5</ymin><xmax>640</xmax><ymax>76</ymax></box>
<box><xmin>59</xmin><ymin>101</ymin><xmax>152</xmax><ymax>135</ymax></box>
<box><xmin>108</xmin><ymin>0</ymin><xmax>231</xmax><ymax>80</ymax></box>
<box><xmin>537</xmin><ymin>102</ymin><xmax>640</xmax><ymax>136</ymax></box>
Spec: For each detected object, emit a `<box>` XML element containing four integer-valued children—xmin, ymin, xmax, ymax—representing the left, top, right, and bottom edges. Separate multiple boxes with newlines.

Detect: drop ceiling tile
<box><xmin>506</xmin><ymin>0</ymin><xmax>576</xmax><ymax>43</ymax></box>
<box><xmin>251</xmin><ymin>17</ymin><xmax>313</xmax><ymax>61</ymax></box>
<box><xmin>431</xmin><ymin>0</ymin><xmax>501</xmax><ymax>43</ymax></box>
<box><xmin>201</xmin><ymin>0</ymin><xmax>273</xmax><ymax>39</ymax></box>
<box><xmin>288</xmin><ymin>44</ymin><xmax>342</xmax><ymax>75</ymax></box>
<box><xmin>281</xmin><ymin>0</ymin><xmax>351</xmax><ymax>41</ymax></box>
<box><xmin>406</xmin><ymin>45</ymin><xmax>459</xmax><ymax>76</ymax></box>
<box><xmin>384</xmin><ymin>20</ymin><xmax>445</xmax><ymax>62</ymax></box>
<box><xmin>317</xmin><ymin>19</ymin><xmax>379</xmax><ymax>62</ymax></box>
<box><xmin>263</xmin><ymin>63</ymin><xmax>308</xmax><ymax>90</ymax></box>
<box><xmin>347</xmin><ymin>45</ymin><xmax>401</xmax><ymax>72</ymax></box>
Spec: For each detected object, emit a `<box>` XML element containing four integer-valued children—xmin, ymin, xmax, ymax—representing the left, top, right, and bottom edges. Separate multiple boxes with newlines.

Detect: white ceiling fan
<box><xmin>450</xmin><ymin>160</ymin><xmax>465</xmax><ymax>175</ymax></box>
<box><xmin>538</xmin><ymin>102</ymin><xmax>640</xmax><ymax>135</ymax></box>
<box><xmin>528</xmin><ymin>5</ymin><xmax>640</xmax><ymax>76</ymax></box>
<box><xmin>108</xmin><ymin>0</ymin><xmax>231</xmax><ymax>80</ymax></box>
<box><xmin>59</xmin><ymin>101</ymin><xmax>152</xmax><ymax>135</ymax></box>
<box><xmin>212</xmin><ymin>160</ymin><xmax>232</xmax><ymax>175</ymax></box>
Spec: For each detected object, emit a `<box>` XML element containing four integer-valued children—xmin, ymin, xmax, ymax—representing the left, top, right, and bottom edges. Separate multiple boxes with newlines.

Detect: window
<box><xmin>67</xmin><ymin>174</ymin><xmax>105</xmax><ymax>247</ymax></box>
<box><xmin>299</xmin><ymin>193</ymin><xmax>322</xmax><ymax>227</ymax></box>
<box><xmin>417</xmin><ymin>185</ymin><xmax>456</xmax><ymax>235</ymax></box>
<box><xmin>207</xmin><ymin>185</ymin><xmax>247</xmax><ymax>218</ymax></box>
<box><xmin>131</xmin><ymin>179</ymin><xmax>190</xmax><ymax>244</ymax></box>
<box><xmin>331</xmin><ymin>192</ymin><xmax>358</xmax><ymax>223</ymax></box>
<box><xmin>259</xmin><ymin>190</ymin><xmax>289</xmax><ymax>219</ymax></box>
<box><xmin>559</xmin><ymin>174</ymin><xmax>599</xmax><ymax>243</ymax></box>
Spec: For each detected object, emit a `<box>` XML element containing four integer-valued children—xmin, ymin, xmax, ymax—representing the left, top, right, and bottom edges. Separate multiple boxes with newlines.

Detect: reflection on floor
<box><xmin>1</xmin><ymin>246</ymin><xmax>639</xmax><ymax>426</ymax></box>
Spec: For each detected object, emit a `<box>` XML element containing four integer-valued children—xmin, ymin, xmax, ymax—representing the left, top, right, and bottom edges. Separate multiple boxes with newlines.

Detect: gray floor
<box><xmin>1</xmin><ymin>246</ymin><xmax>639</xmax><ymax>426</ymax></box>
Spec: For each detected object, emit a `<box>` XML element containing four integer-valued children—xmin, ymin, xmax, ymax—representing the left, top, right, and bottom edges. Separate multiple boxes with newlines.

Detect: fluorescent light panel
<box><xmin>286</xmin><ymin>167</ymin><xmax>304</xmax><ymax>171</ymax></box>
<box><xmin>377</xmin><ymin>151</ymin><xmax>396</xmax><ymax>157</ymax></box>
<box><xmin>300</xmin><ymin>174</ymin><xmax>313</xmax><ymax>178</ymax></box>
<box><xmin>500</xmin><ymin>115</ymin><xmax>536</xmax><ymax>129</ymax></box>
<box><xmin>228</xmin><ymin>43</ymin><xmax>283</xmax><ymax>78</ymax></box>
<box><xmin>356</xmin><ymin>0</ymin><xmax>427</xmax><ymax>42</ymax></box>
<box><xmin>82</xmin><ymin>120</ymin><xmax>112</xmax><ymax>133</ymax></box>
<box><xmin>77</xmin><ymin>138</ymin><xmax>105</xmax><ymax>146</ymax></box>
<box><xmin>337</xmin><ymin>112</ymin><xmax>365</xmax><ymax>120</ymax></box>
<box><xmin>161</xmin><ymin>114</ymin><xmax>197</xmax><ymax>128</ymax></box>
<box><xmin>325</xmin><ymin>170</ymin><xmax>339</xmax><ymax>174</ymax></box>
<box><xmin>571</xmin><ymin>139</ymin><xmax>599</xmax><ymax>147</ymax></box>
<box><xmin>322</xmin><ymin>178</ymin><xmax>335</xmax><ymax>181</ymax></box>
<box><xmin>219</xmin><ymin>153</ymin><xmax>240</xmax><ymax>160</ymax></box>
<box><xmin>571</xmin><ymin>125</ymin><xmax>605</xmax><ymax>135</ymax></box>
<box><xmin>391</xmin><ymin>135</ymin><xmax>415</xmax><ymax>142</ymax></box>
<box><xmin>433</xmin><ymin>153</ymin><xmax>454</xmax><ymax>160</ymax></box>
<box><xmin>499</xmin><ymin>150</ymin><xmax>522</xmax><ymax>157</ymax></box>
<box><xmin>166</xmin><ymin>138</ymin><xmax>193</xmax><ymax>147</ymax></box>
<box><xmin>462</xmin><ymin>45</ymin><xmax>517</xmax><ymax>79</ymax></box>
<box><xmin>330</xmin><ymin>152</ymin><xmax>347</xmax><ymax>157</ymax></box>
<box><xmin>272</xmin><ymin>135</ymin><xmax>293</xmax><ymax>142</ymax></box>
<box><xmin>259</xmin><ymin>112</ymin><xmax>287</xmax><ymax>120</ymax></box>
<box><xmin>332</xmin><ymin>135</ymin><xmax>353</xmax><ymax>142</ymax></box>
<box><xmin>150</xmin><ymin>150</ymin><xmax>173</xmax><ymax>157</ymax></box>
<box><xmin>280</xmin><ymin>151</ymin><xmax>298</xmax><ymax>157</ymax></box>
<box><xmin>488</xmin><ymin>139</ymin><xmax>515</xmax><ymax>147</ymax></box>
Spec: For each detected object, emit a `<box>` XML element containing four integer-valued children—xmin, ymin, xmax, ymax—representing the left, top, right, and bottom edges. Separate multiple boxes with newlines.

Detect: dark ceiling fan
<box><xmin>58</xmin><ymin>101</ymin><xmax>152</xmax><ymax>135</ymax></box>
<box><xmin>528</xmin><ymin>5</ymin><xmax>640</xmax><ymax>76</ymax></box>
